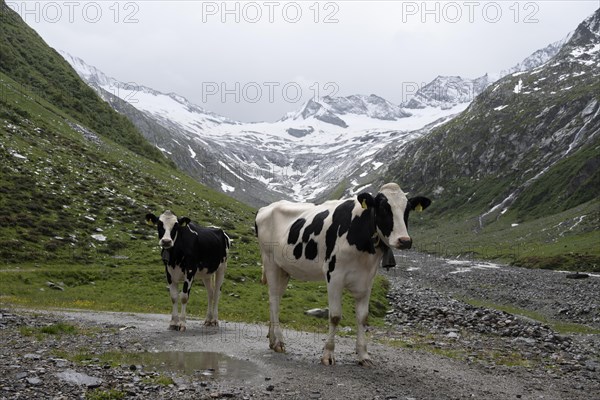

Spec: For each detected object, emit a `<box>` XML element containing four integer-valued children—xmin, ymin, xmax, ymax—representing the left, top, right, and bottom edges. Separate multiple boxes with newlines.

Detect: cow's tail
<box><xmin>261</xmin><ymin>266</ymin><xmax>267</xmax><ymax>285</ymax></box>
<box><xmin>211</xmin><ymin>271</ymin><xmax>217</xmax><ymax>292</ymax></box>
<box><xmin>223</xmin><ymin>231</ymin><xmax>231</xmax><ymax>252</ymax></box>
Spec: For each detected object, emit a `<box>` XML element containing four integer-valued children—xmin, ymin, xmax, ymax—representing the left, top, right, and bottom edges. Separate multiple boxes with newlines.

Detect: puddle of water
<box><xmin>117</xmin><ymin>351</ymin><xmax>257</xmax><ymax>379</ymax></box>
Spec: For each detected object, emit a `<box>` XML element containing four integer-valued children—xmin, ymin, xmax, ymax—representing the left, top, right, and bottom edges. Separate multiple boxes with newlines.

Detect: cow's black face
<box><xmin>146</xmin><ymin>210</ymin><xmax>190</xmax><ymax>249</ymax></box>
<box><xmin>359</xmin><ymin>184</ymin><xmax>431</xmax><ymax>250</ymax></box>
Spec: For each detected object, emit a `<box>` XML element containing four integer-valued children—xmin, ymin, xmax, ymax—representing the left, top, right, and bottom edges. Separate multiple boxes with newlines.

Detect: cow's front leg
<box><xmin>322</xmin><ymin>278</ymin><xmax>343</xmax><ymax>365</ymax></box>
<box><xmin>178</xmin><ymin>269</ymin><xmax>195</xmax><ymax>332</ymax></box>
<box><xmin>168</xmin><ymin>280</ymin><xmax>180</xmax><ymax>330</ymax></box>
<box><xmin>354</xmin><ymin>291</ymin><xmax>373</xmax><ymax>367</ymax></box>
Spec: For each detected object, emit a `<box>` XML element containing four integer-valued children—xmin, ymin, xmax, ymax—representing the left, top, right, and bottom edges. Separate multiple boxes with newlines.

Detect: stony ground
<box><xmin>1</xmin><ymin>252</ymin><xmax>599</xmax><ymax>399</ymax></box>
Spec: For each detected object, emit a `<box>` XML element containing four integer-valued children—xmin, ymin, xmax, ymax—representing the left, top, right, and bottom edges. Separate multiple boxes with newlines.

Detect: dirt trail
<box><xmin>1</xmin><ymin>306</ymin><xmax>596</xmax><ymax>400</ymax></box>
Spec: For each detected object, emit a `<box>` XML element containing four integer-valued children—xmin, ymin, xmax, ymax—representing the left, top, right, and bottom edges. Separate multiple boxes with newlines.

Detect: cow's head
<box><xmin>145</xmin><ymin>210</ymin><xmax>191</xmax><ymax>249</ymax></box>
<box><xmin>358</xmin><ymin>183</ymin><xmax>431</xmax><ymax>250</ymax></box>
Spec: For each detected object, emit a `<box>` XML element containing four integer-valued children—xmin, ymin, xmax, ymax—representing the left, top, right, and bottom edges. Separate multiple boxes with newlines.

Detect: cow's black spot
<box><xmin>325</xmin><ymin>200</ymin><xmax>376</xmax><ymax>261</ymax></box>
<box><xmin>161</xmin><ymin>223</ymin><xmax>227</xmax><ymax>275</ymax></box>
<box><xmin>347</xmin><ymin>208</ymin><xmax>377</xmax><ymax>254</ymax></box>
<box><xmin>325</xmin><ymin>200</ymin><xmax>353</xmax><ymax>261</ymax></box>
<box><xmin>183</xmin><ymin>281</ymin><xmax>189</xmax><ymax>294</ymax></box>
<box><xmin>293</xmin><ymin>243</ymin><xmax>303</xmax><ymax>259</ymax></box>
<box><xmin>157</xmin><ymin>221</ymin><xmax>166</xmax><ymax>240</ymax></box>
<box><xmin>375</xmin><ymin>193</ymin><xmax>394</xmax><ymax>237</ymax></box>
<box><xmin>305</xmin><ymin>239</ymin><xmax>318</xmax><ymax>260</ymax></box>
<box><xmin>302</xmin><ymin>210</ymin><xmax>329</xmax><ymax>242</ymax></box>
<box><xmin>288</xmin><ymin>218</ymin><xmax>306</xmax><ymax>245</ymax></box>
<box><xmin>327</xmin><ymin>255</ymin><xmax>336</xmax><ymax>282</ymax></box>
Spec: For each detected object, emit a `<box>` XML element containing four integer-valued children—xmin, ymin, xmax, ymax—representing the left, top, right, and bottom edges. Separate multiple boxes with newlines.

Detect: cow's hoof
<box><xmin>270</xmin><ymin>342</ymin><xmax>285</xmax><ymax>353</ymax></box>
<box><xmin>274</xmin><ymin>343</ymin><xmax>285</xmax><ymax>353</ymax></box>
<box><xmin>358</xmin><ymin>358</ymin><xmax>374</xmax><ymax>367</ymax></box>
<box><xmin>204</xmin><ymin>320</ymin><xmax>219</xmax><ymax>327</ymax></box>
<box><xmin>168</xmin><ymin>325</ymin><xmax>180</xmax><ymax>331</ymax></box>
<box><xmin>321</xmin><ymin>355</ymin><xmax>335</xmax><ymax>366</ymax></box>
<box><xmin>178</xmin><ymin>325</ymin><xmax>186</xmax><ymax>332</ymax></box>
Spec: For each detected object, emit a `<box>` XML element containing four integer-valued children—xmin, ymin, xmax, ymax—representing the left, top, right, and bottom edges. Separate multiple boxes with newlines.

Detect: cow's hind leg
<box><xmin>178</xmin><ymin>269</ymin><xmax>195</xmax><ymax>332</ymax></box>
<box><xmin>202</xmin><ymin>262</ymin><xmax>225</xmax><ymax>327</ymax></box>
<box><xmin>266</xmin><ymin>265</ymin><xmax>289</xmax><ymax>353</ymax></box>
<box><xmin>210</xmin><ymin>261</ymin><xmax>227</xmax><ymax>325</ymax></box>
<box><xmin>322</xmin><ymin>277</ymin><xmax>344</xmax><ymax>365</ymax></box>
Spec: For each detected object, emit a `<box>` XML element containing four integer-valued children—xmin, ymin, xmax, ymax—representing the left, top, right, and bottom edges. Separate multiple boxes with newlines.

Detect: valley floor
<box><xmin>1</xmin><ymin>253</ymin><xmax>599</xmax><ymax>399</ymax></box>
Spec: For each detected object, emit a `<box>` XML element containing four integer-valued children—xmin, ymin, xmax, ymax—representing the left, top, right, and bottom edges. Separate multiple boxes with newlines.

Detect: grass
<box><xmin>142</xmin><ymin>375</ymin><xmax>175</xmax><ymax>386</ymax></box>
<box><xmin>86</xmin><ymin>389</ymin><xmax>126</xmax><ymax>400</ymax></box>
<box><xmin>18</xmin><ymin>321</ymin><xmax>88</xmax><ymax>340</ymax></box>
<box><xmin>0</xmin><ymin>260</ymin><xmax>390</xmax><ymax>332</ymax></box>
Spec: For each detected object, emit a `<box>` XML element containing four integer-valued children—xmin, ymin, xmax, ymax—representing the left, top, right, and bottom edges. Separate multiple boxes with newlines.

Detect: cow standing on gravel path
<box><xmin>146</xmin><ymin>210</ymin><xmax>229</xmax><ymax>331</ymax></box>
<box><xmin>255</xmin><ymin>183</ymin><xmax>430</xmax><ymax>365</ymax></box>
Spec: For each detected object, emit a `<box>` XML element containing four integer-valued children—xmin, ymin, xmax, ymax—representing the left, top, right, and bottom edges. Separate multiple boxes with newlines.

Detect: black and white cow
<box><xmin>146</xmin><ymin>210</ymin><xmax>230</xmax><ymax>331</ymax></box>
<box><xmin>255</xmin><ymin>183</ymin><xmax>430</xmax><ymax>366</ymax></box>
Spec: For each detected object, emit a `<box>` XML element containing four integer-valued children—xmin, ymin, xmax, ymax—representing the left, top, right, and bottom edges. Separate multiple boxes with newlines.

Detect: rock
<box><xmin>26</xmin><ymin>377</ymin><xmax>41</xmax><ymax>385</ymax></box>
<box><xmin>46</xmin><ymin>281</ymin><xmax>64</xmax><ymax>291</ymax></box>
<box><xmin>566</xmin><ymin>272</ymin><xmax>589</xmax><ymax>279</ymax></box>
<box><xmin>55</xmin><ymin>369</ymin><xmax>103</xmax><ymax>388</ymax></box>
<box><xmin>15</xmin><ymin>372</ymin><xmax>28</xmax><ymax>380</ymax></box>
<box><xmin>305</xmin><ymin>308</ymin><xmax>329</xmax><ymax>319</ymax></box>
<box><xmin>585</xmin><ymin>361</ymin><xmax>597</xmax><ymax>372</ymax></box>
<box><xmin>447</xmin><ymin>332</ymin><xmax>460</xmax><ymax>339</ymax></box>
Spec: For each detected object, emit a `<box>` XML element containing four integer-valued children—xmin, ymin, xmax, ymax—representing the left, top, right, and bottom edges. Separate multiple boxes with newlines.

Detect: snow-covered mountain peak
<box><xmin>403</xmin><ymin>74</ymin><xmax>490</xmax><ymax>110</ymax></box>
<box><xmin>61</xmin><ymin>50</ymin><xmax>239</xmax><ymax>130</ymax></box>
<box><xmin>561</xmin><ymin>8</ymin><xmax>600</xmax><ymax>61</ymax></box>
<box><xmin>282</xmin><ymin>93</ymin><xmax>411</xmax><ymax>128</ymax></box>
<box><xmin>494</xmin><ymin>33</ymin><xmax>573</xmax><ymax>80</ymax></box>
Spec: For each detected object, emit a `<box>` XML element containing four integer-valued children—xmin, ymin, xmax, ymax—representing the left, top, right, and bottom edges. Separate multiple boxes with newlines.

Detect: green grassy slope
<box><xmin>0</xmin><ymin>0</ymin><xmax>168</xmax><ymax>165</ymax></box>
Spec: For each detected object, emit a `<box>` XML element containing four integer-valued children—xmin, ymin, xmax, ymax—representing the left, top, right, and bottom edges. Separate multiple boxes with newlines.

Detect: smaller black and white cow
<box><xmin>146</xmin><ymin>210</ymin><xmax>229</xmax><ymax>331</ymax></box>
<box><xmin>255</xmin><ymin>183</ymin><xmax>430</xmax><ymax>365</ymax></box>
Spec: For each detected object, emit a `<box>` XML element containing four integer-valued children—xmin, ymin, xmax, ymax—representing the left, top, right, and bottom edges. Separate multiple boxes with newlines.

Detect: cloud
<box><xmin>11</xmin><ymin>0</ymin><xmax>600</xmax><ymax>122</ymax></box>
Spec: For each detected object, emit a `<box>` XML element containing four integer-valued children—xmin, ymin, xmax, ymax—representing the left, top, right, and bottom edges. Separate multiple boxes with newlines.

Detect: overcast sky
<box><xmin>10</xmin><ymin>1</ymin><xmax>599</xmax><ymax>122</ymax></box>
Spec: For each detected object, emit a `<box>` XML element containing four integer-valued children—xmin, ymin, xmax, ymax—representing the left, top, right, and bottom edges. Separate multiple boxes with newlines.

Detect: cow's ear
<box><xmin>357</xmin><ymin>192</ymin><xmax>375</xmax><ymax>209</ymax></box>
<box><xmin>178</xmin><ymin>217</ymin><xmax>191</xmax><ymax>227</ymax></box>
<box><xmin>145</xmin><ymin>213</ymin><xmax>158</xmax><ymax>226</ymax></box>
<box><xmin>408</xmin><ymin>196</ymin><xmax>432</xmax><ymax>212</ymax></box>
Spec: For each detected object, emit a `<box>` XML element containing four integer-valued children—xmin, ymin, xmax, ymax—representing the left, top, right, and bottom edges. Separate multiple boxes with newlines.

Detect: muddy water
<box><xmin>119</xmin><ymin>351</ymin><xmax>258</xmax><ymax>379</ymax></box>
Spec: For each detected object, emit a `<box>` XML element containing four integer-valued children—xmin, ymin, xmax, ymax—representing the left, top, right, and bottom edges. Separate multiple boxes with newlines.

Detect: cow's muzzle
<box><xmin>159</xmin><ymin>238</ymin><xmax>173</xmax><ymax>249</ymax></box>
<box><xmin>396</xmin><ymin>237</ymin><xmax>412</xmax><ymax>250</ymax></box>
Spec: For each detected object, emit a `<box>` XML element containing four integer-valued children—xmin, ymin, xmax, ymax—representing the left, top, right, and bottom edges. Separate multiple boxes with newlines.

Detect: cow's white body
<box><xmin>256</xmin><ymin>183</ymin><xmax>429</xmax><ymax>365</ymax></box>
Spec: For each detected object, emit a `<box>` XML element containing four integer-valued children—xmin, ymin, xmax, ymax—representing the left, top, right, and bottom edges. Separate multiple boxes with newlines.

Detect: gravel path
<box><xmin>1</xmin><ymin>252</ymin><xmax>599</xmax><ymax>399</ymax></box>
